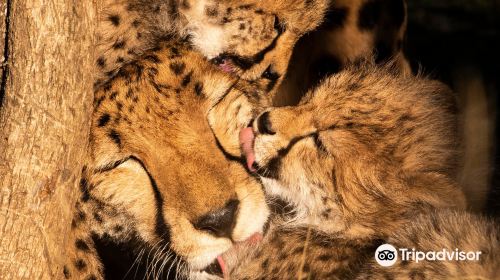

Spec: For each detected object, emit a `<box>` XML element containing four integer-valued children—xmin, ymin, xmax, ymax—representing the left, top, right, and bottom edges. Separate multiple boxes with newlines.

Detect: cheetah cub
<box><xmin>224</xmin><ymin>62</ymin><xmax>500</xmax><ymax>279</ymax></box>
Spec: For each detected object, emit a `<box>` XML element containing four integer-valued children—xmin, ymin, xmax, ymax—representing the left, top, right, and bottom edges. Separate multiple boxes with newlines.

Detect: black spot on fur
<box><xmin>97</xmin><ymin>114</ymin><xmax>111</xmax><ymax>127</ymax></box>
<box><xmin>108</xmin><ymin>129</ymin><xmax>122</xmax><ymax>147</ymax></box>
<box><xmin>112</xmin><ymin>39</ymin><xmax>126</xmax><ymax>49</ymax></box>
<box><xmin>292</xmin><ymin>246</ymin><xmax>305</xmax><ymax>255</ymax></box>
<box><xmin>109</xmin><ymin>91</ymin><xmax>118</xmax><ymax>100</ymax></box>
<box><xmin>93</xmin><ymin>212</ymin><xmax>103</xmax><ymax>223</ymax></box>
<box><xmin>322</xmin><ymin>7</ymin><xmax>349</xmax><ymax>29</ymax></box>
<box><xmin>261</xmin><ymin>258</ymin><xmax>269</xmax><ymax>270</ymax></box>
<box><xmin>74</xmin><ymin>259</ymin><xmax>87</xmax><ymax>271</ymax></box>
<box><xmin>77</xmin><ymin>209</ymin><xmax>86</xmax><ymax>222</ymax></box>
<box><xmin>194</xmin><ymin>82</ymin><xmax>204</xmax><ymax>96</ymax></box>
<box><xmin>322</xmin><ymin>208</ymin><xmax>332</xmax><ymax>218</ymax></box>
<box><xmin>169</xmin><ymin>62</ymin><xmax>186</xmax><ymax>75</ymax></box>
<box><xmin>96</xmin><ymin>57</ymin><xmax>106</xmax><ymax>68</ymax></box>
<box><xmin>79</xmin><ymin>178</ymin><xmax>91</xmax><ymax>202</ymax></box>
<box><xmin>170</xmin><ymin>47</ymin><xmax>180</xmax><ymax>58</ymax></box>
<box><xmin>75</xmin><ymin>239</ymin><xmax>90</xmax><ymax>252</ymax></box>
<box><xmin>63</xmin><ymin>266</ymin><xmax>71</xmax><ymax>278</ymax></box>
<box><xmin>181</xmin><ymin>0</ymin><xmax>190</xmax><ymax>9</ymax></box>
<box><xmin>116</xmin><ymin>57</ymin><xmax>125</xmax><ymax>64</ymax></box>
<box><xmin>238</xmin><ymin>4</ymin><xmax>253</xmax><ymax>10</ymax></box>
<box><xmin>113</xmin><ymin>225</ymin><xmax>124</xmax><ymax>232</ymax></box>
<box><xmin>255</xmin><ymin>9</ymin><xmax>264</xmax><ymax>14</ymax></box>
<box><xmin>85</xmin><ymin>275</ymin><xmax>97</xmax><ymax>280</ymax></box>
<box><xmin>126</xmin><ymin>88</ymin><xmax>134</xmax><ymax>99</ymax></box>
<box><xmin>181</xmin><ymin>71</ymin><xmax>193</xmax><ymax>87</ymax></box>
<box><xmin>358</xmin><ymin>0</ymin><xmax>382</xmax><ymax>30</ymax></box>
<box><xmin>116</xmin><ymin>102</ymin><xmax>123</xmax><ymax>111</ymax></box>
<box><xmin>108</xmin><ymin>14</ymin><xmax>120</xmax><ymax>26</ymax></box>
<box><xmin>145</xmin><ymin>54</ymin><xmax>161</xmax><ymax>63</ymax></box>
<box><xmin>132</xmin><ymin>19</ymin><xmax>140</xmax><ymax>28</ymax></box>
<box><xmin>205</xmin><ymin>6</ymin><xmax>218</xmax><ymax>17</ymax></box>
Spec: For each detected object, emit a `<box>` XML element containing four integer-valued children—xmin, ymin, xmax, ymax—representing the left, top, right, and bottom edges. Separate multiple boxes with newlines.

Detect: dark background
<box><xmin>405</xmin><ymin>0</ymin><xmax>499</xmax><ymax>216</ymax></box>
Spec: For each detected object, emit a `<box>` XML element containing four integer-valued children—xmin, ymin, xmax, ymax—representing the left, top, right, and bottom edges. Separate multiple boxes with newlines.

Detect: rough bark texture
<box><xmin>1</xmin><ymin>0</ymin><xmax>7</xmax><ymax>100</ymax></box>
<box><xmin>0</xmin><ymin>1</ymin><xmax>97</xmax><ymax>279</ymax></box>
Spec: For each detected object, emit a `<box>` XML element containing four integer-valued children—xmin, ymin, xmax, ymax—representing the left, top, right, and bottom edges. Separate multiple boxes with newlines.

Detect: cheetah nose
<box><xmin>194</xmin><ymin>200</ymin><xmax>240</xmax><ymax>239</ymax></box>
<box><xmin>239</xmin><ymin>127</ymin><xmax>256</xmax><ymax>172</ymax></box>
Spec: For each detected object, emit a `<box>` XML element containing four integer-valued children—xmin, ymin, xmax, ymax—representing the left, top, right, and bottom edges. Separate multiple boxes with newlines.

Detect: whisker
<box><xmin>123</xmin><ymin>246</ymin><xmax>145</xmax><ymax>280</ymax></box>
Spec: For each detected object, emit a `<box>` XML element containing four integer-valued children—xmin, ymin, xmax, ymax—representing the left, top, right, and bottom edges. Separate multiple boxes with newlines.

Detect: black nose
<box><xmin>256</xmin><ymin>111</ymin><xmax>275</xmax><ymax>135</ymax></box>
<box><xmin>194</xmin><ymin>199</ymin><xmax>239</xmax><ymax>239</ymax></box>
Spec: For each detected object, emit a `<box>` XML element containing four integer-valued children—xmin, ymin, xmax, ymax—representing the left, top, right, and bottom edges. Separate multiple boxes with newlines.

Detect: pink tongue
<box><xmin>217</xmin><ymin>256</ymin><xmax>228</xmax><ymax>279</ymax></box>
<box><xmin>239</xmin><ymin>127</ymin><xmax>256</xmax><ymax>172</ymax></box>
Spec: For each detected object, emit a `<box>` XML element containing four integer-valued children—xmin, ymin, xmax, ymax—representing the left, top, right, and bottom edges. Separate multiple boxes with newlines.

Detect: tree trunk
<box><xmin>1</xmin><ymin>1</ymin><xmax>7</xmax><ymax>97</ymax></box>
<box><xmin>0</xmin><ymin>1</ymin><xmax>97</xmax><ymax>279</ymax></box>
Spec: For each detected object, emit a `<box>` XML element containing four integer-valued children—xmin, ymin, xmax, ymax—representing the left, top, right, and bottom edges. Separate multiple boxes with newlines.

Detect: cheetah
<box><xmin>64</xmin><ymin>40</ymin><xmax>273</xmax><ymax>280</ymax></box>
<box><xmin>95</xmin><ymin>0</ymin><xmax>330</xmax><ymax>97</ymax></box>
<box><xmin>226</xmin><ymin>62</ymin><xmax>500</xmax><ymax>279</ymax></box>
<box><xmin>97</xmin><ymin>0</ymin><xmax>411</xmax><ymax>107</ymax></box>
<box><xmin>65</xmin><ymin>0</ymin><xmax>335</xmax><ymax>278</ymax></box>
<box><xmin>73</xmin><ymin>0</ymin><xmax>423</xmax><ymax>279</ymax></box>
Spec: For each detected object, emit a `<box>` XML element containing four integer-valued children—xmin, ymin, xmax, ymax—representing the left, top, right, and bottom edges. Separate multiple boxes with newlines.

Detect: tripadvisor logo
<box><xmin>375</xmin><ymin>244</ymin><xmax>398</xmax><ymax>267</ymax></box>
<box><xmin>374</xmin><ymin>244</ymin><xmax>482</xmax><ymax>267</ymax></box>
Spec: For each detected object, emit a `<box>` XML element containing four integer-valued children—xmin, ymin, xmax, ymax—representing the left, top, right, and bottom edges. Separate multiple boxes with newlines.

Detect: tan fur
<box><xmin>66</xmin><ymin>0</ymin><xmax>340</xmax><ymax>278</ymax></box>
<box><xmin>223</xmin><ymin>63</ymin><xmax>499</xmax><ymax>279</ymax></box>
<box><xmin>225</xmin><ymin>211</ymin><xmax>500</xmax><ymax>279</ymax></box>
<box><xmin>65</xmin><ymin>41</ymin><xmax>273</xmax><ymax>279</ymax></box>
<box><xmin>74</xmin><ymin>1</ymin><xmax>429</xmax><ymax>279</ymax></box>
<box><xmin>95</xmin><ymin>0</ymin><xmax>331</xmax><ymax>99</ymax></box>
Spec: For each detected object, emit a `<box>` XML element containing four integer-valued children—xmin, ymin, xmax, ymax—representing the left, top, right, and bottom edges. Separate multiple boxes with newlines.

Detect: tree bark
<box><xmin>1</xmin><ymin>0</ymin><xmax>7</xmax><ymax>100</ymax></box>
<box><xmin>0</xmin><ymin>1</ymin><xmax>97</xmax><ymax>279</ymax></box>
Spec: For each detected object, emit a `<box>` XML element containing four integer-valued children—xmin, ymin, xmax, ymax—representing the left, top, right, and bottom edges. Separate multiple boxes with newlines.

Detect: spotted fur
<box><xmin>72</xmin><ymin>0</ymin><xmax>426</xmax><ymax>279</ymax></box>
<box><xmin>65</xmin><ymin>40</ymin><xmax>275</xmax><ymax>280</ymax></box>
<box><xmin>226</xmin><ymin>62</ymin><xmax>500</xmax><ymax>279</ymax></box>
<box><xmin>95</xmin><ymin>0</ymin><xmax>331</xmax><ymax>98</ymax></box>
<box><xmin>65</xmin><ymin>0</ymin><xmax>338</xmax><ymax>278</ymax></box>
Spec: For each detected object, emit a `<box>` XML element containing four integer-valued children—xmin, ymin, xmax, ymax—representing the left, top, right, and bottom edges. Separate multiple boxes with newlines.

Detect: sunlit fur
<box><xmin>96</xmin><ymin>0</ymin><xmax>330</xmax><ymax>98</ymax></box>
<box><xmin>223</xmin><ymin>63</ymin><xmax>499</xmax><ymax>279</ymax></box>
<box><xmin>64</xmin><ymin>41</ymin><xmax>271</xmax><ymax>280</ymax></box>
